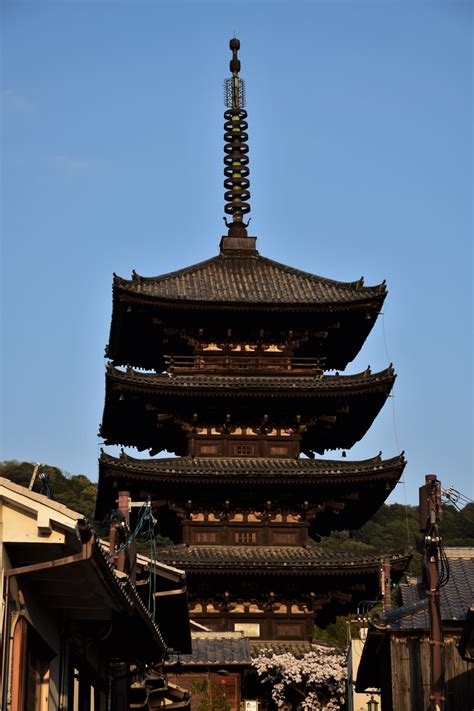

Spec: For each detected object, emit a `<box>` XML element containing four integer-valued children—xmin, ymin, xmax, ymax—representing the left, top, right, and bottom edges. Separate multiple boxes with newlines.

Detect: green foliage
<box><xmin>0</xmin><ymin>460</ymin><xmax>178</xmax><ymax>550</ymax></box>
<box><xmin>439</xmin><ymin>502</ymin><xmax>474</xmax><ymax>545</ymax></box>
<box><xmin>0</xmin><ymin>460</ymin><xmax>98</xmax><ymax>521</ymax></box>
<box><xmin>316</xmin><ymin>529</ymin><xmax>376</xmax><ymax>551</ymax></box>
<box><xmin>313</xmin><ymin>613</ymin><xmax>354</xmax><ymax>646</ymax></box>
<box><xmin>189</xmin><ymin>678</ymin><xmax>231</xmax><ymax>711</ymax></box>
<box><xmin>316</xmin><ymin>501</ymin><xmax>474</xmax><ymax>576</ymax></box>
<box><xmin>355</xmin><ymin>503</ymin><xmax>421</xmax><ymax>552</ymax></box>
<box><xmin>313</xmin><ymin>606</ymin><xmax>384</xmax><ymax>646</ymax></box>
<box><xmin>2</xmin><ymin>460</ymin><xmax>473</xmax><ymax>582</ymax></box>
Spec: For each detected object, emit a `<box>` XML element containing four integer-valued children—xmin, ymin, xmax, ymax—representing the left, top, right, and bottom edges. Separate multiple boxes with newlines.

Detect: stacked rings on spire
<box><xmin>224</xmin><ymin>108</ymin><xmax>251</xmax><ymax>220</ymax></box>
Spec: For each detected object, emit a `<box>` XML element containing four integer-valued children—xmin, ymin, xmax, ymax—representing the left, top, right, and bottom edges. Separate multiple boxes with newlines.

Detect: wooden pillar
<box><xmin>10</xmin><ymin>616</ymin><xmax>28</xmax><ymax>711</ymax></box>
<box><xmin>382</xmin><ymin>557</ymin><xmax>392</xmax><ymax>611</ymax></box>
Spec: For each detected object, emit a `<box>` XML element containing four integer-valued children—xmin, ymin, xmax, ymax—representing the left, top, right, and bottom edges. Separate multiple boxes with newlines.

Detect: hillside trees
<box><xmin>0</xmin><ymin>460</ymin><xmax>97</xmax><ymax>521</ymax></box>
<box><xmin>1</xmin><ymin>459</ymin><xmax>472</xmax><ymax>565</ymax></box>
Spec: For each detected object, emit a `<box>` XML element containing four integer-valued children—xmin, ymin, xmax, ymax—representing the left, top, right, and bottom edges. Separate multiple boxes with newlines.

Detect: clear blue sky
<box><xmin>1</xmin><ymin>1</ymin><xmax>472</xmax><ymax>505</ymax></box>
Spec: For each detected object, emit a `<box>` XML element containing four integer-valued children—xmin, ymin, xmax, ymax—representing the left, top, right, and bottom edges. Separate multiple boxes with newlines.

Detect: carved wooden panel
<box><xmin>269</xmin><ymin>445</ymin><xmax>290</xmax><ymax>457</ymax></box>
<box><xmin>272</xmin><ymin>531</ymin><xmax>298</xmax><ymax>545</ymax></box>
<box><xmin>275</xmin><ymin>622</ymin><xmax>305</xmax><ymax>639</ymax></box>
<box><xmin>194</xmin><ymin>531</ymin><xmax>218</xmax><ymax>544</ymax></box>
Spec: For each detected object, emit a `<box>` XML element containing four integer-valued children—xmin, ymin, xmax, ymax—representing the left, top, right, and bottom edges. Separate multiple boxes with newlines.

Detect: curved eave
<box><xmin>153</xmin><ymin>546</ymin><xmax>411</xmax><ymax>576</ymax></box>
<box><xmin>98</xmin><ymin>451</ymin><xmax>405</xmax><ymax>485</ymax></box>
<box><xmin>95</xmin><ymin>452</ymin><xmax>405</xmax><ymax>531</ymax></box>
<box><xmin>100</xmin><ymin>366</ymin><xmax>395</xmax><ymax>456</ymax></box>
<box><xmin>113</xmin><ymin>282</ymin><xmax>387</xmax><ymax>313</ymax></box>
<box><xmin>105</xmin><ymin>365</ymin><xmax>395</xmax><ymax>397</ymax></box>
<box><xmin>108</xmin><ymin>277</ymin><xmax>386</xmax><ymax>372</ymax></box>
<box><xmin>112</xmin><ymin>250</ymin><xmax>387</xmax><ymax>308</ymax></box>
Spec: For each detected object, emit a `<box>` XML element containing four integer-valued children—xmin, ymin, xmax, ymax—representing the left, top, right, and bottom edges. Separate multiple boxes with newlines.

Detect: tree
<box><xmin>252</xmin><ymin>647</ymin><xmax>346</xmax><ymax>710</ymax></box>
<box><xmin>189</xmin><ymin>678</ymin><xmax>231</xmax><ymax>711</ymax></box>
<box><xmin>0</xmin><ymin>460</ymin><xmax>98</xmax><ymax>521</ymax></box>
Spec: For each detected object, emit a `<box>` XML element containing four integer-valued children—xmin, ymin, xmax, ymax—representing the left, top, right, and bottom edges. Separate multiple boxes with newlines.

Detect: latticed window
<box><xmin>234</xmin><ymin>531</ymin><xmax>256</xmax><ymax>544</ymax></box>
<box><xmin>234</xmin><ymin>444</ymin><xmax>254</xmax><ymax>456</ymax></box>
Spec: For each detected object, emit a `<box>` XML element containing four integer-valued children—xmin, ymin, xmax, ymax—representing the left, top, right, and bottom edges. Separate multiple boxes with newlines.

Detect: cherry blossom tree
<box><xmin>251</xmin><ymin>646</ymin><xmax>346</xmax><ymax>710</ymax></box>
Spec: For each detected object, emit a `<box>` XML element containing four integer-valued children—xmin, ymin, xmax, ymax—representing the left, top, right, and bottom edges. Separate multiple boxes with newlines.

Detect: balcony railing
<box><xmin>164</xmin><ymin>354</ymin><xmax>324</xmax><ymax>375</ymax></box>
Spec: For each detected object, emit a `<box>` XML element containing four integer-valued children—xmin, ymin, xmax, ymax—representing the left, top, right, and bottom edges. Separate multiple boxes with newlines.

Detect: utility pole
<box><xmin>381</xmin><ymin>556</ymin><xmax>392</xmax><ymax>611</ymax></box>
<box><xmin>419</xmin><ymin>474</ymin><xmax>445</xmax><ymax>711</ymax></box>
<box><xmin>28</xmin><ymin>462</ymin><xmax>41</xmax><ymax>489</ymax></box>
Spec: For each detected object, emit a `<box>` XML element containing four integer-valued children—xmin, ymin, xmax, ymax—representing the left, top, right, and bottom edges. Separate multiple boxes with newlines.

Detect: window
<box><xmin>234</xmin><ymin>531</ymin><xmax>257</xmax><ymax>544</ymax></box>
<box><xmin>234</xmin><ymin>444</ymin><xmax>254</xmax><ymax>456</ymax></box>
<box><xmin>234</xmin><ymin>622</ymin><xmax>260</xmax><ymax>637</ymax></box>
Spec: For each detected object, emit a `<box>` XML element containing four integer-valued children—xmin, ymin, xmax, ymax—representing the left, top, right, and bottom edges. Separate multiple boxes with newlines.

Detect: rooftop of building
<box><xmin>114</xmin><ymin>247</ymin><xmax>386</xmax><ymax>307</ymax></box>
<box><xmin>99</xmin><ymin>449</ymin><xmax>405</xmax><ymax>482</ymax></box>
<box><xmin>154</xmin><ymin>544</ymin><xmax>410</xmax><ymax>574</ymax></box>
<box><xmin>375</xmin><ymin>552</ymin><xmax>474</xmax><ymax>631</ymax></box>
<box><xmin>106</xmin><ymin>364</ymin><xmax>395</xmax><ymax>392</ymax></box>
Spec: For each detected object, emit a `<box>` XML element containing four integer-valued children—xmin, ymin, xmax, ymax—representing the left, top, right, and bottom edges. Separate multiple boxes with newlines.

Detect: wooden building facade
<box><xmin>0</xmin><ymin>477</ymin><xmax>187</xmax><ymax>711</ymax></box>
<box><xmin>356</xmin><ymin>549</ymin><xmax>474</xmax><ymax>709</ymax></box>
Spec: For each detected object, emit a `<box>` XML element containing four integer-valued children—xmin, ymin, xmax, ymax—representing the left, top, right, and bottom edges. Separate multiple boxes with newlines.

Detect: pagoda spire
<box><xmin>223</xmin><ymin>37</ymin><xmax>251</xmax><ymax>238</ymax></box>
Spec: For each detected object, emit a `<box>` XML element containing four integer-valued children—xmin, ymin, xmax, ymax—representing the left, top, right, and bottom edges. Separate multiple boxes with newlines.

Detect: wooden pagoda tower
<box><xmin>97</xmin><ymin>39</ymin><xmax>409</xmax><ymax>642</ymax></box>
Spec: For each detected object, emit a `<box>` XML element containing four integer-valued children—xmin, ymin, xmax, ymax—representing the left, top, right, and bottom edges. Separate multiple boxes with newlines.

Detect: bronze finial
<box><xmin>223</xmin><ymin>37</ymin><xmax>250</xmax><ymax>237</ymax></box>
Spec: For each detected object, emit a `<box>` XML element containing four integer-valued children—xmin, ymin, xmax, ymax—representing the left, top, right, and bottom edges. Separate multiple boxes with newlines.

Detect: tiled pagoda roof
<box><xmin>95</xmin><ymin>451</ymin><xmax>404</xmax><ymax>532</ymax></box>
<box><xmin>106</xmin><ymin>364</ymin><xmax>395</xmax><ymax>395</ymax></box>
<box><xmin>114</xmin><ymin>251</ymin><xmax>386</xmax><ymax>307</ymax></box>
<box><xmin>154</xmin><ymin>545</ymin><xmax>410</xmax><ymax>575</ymax></box>
<box><xmin>99</xmin><ymin>450</ymin><xmax>405</xmax><ymax>485</ymax></box>
<box><xmin>101</xmin><ymin>365</ymin><xmax>394</xmax><ymax>456</ymax></box>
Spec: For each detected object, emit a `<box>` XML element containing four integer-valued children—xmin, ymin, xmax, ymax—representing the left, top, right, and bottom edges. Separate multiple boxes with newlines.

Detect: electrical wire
<box><xmin>144</xmin><ymin>504</ymin><xmax>158</xmax><ymax>621</ymax></box>
<box><xmin>443</xmin><ymin>486</ymin><xmax>473</xmax><ymax>507</ymax></box>
<box><xmin>105</xmin><ymin>500</ymin><xmax>159</xmax><ymax>620</ymax></box>
<box><xmin>107</xmin><ymin>501</ymin><xmax>154</xmax><ymax>560</ymax></box>
<box><xmin>423</xmin><ymin>525</ymin><xmax>450</xmax><ymax>594</ymax></box>
<box><xmin>381</xmin><ymin>310</ymin><xmax>411</xmax><ymax>547</ymax></box>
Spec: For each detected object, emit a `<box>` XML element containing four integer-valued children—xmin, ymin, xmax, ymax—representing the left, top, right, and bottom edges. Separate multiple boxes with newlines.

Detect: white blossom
<box><xmin>251</xmin><ymin>646</ymin><xmax>346</xmax><ymax>710</ymax></box>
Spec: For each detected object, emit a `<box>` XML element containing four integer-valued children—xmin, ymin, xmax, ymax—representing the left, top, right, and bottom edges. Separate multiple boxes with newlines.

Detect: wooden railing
<box><xmin>164</xmin><ymin>354</ymin><xmax>324</xmax><ymax>374</ymax></box>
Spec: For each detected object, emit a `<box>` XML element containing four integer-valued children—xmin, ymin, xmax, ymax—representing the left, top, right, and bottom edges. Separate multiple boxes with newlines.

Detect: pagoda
<box><xmin>97</xmin><ymin>38</ymin><xmax>409</xmax><ymax>642</ymax></box>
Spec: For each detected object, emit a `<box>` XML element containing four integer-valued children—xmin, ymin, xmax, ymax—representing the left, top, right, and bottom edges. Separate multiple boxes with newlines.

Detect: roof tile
<box><xmin>379</xmin><ymin>555</ymin><xmax>474</xmax><ymax>630</ymax></box>
<box><xmin>155</xmin><ymin>545</ymin><xmax>410</xmax><ymax>573</ymax></box>
<box><xmin>107</xmin><ymin>365</ymin><xmax>395</xmax><ymax>394</ymax></box>
<box><xmin>99</xmin><ymin>450</ymin><xmax>405</xmax><ymax>484</ymax></box>
<box><xmin>115</xmin><ymin>252</ymin><xmax>385</xmax><ymax>306</ymax></box>
<box><xmin>176</xmin><ymin>636</ymin><xmax>251</xmax><ymax>664</ymax></box>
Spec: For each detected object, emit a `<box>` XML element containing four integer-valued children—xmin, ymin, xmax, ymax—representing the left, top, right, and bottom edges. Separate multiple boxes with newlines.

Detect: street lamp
<box><xmin>367</xmin><ymin>695</ymin><xmax>379</xmax><ymax>711</ymax></box>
